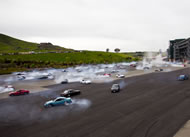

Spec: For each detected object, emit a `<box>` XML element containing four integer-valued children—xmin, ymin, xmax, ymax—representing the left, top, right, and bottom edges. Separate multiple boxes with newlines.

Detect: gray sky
<box><xmin>1</xmin><ymin>0</ymin><xmax>190</xmax><ymax>52</ymax></box>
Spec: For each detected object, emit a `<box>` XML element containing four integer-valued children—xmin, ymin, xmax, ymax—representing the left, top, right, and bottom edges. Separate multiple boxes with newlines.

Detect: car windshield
<box><xmin>112</xmin><ymin>84</ymin><xmax>119</xmax><ymax>88</ymax></box>
<box><xmin>55</xmin><ymin>98</ymin><xmax>64</xmax><ymax>102</ymax></box>
<box><xmin>180</xmin><ymin>75</ymin><xmax>185</xmax><ymax>78</ymax></box>
<box><xmin>64</xmin><ymin>89</ymin><xmax>72</xmax><ymax>93</ymax></box>
<box><xmin>64</xmin><ymin>90</ymin><xmax>69</xmax><ymax>94</ymax></box>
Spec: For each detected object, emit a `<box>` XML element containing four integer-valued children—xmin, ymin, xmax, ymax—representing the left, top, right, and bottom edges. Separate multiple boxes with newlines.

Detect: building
<box><xmin>167</xmin><ymin>38</ymin><xmax>190</xmax><ymax>62</ymax></box>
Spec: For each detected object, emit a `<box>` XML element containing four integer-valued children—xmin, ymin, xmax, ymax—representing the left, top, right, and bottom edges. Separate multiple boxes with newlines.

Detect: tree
<box><xmin>106</xmin><ymin>48</ymin><xmax>109</xmax><ymax>52</ymax></box>
<box><xmin>114</xmin><ymin>48</ymin><xmax>120</xmax><ymax>53</ymax></box>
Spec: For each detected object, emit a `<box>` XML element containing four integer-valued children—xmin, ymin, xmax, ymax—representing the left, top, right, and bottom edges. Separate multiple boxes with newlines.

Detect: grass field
<box><xmin>0</xmin><ymin>51</ymin><xmax>139</xmax><ymax>74</ymax></box>
<box><xmin>0</xmin><ymin>51</ymin><xmax>137</xmax><ymax>64</ymax></box>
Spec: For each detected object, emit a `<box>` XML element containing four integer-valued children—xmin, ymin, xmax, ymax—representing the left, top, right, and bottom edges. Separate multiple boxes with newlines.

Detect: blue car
<box><xmin>178</xmin><ymin>75</ymin><xmax>189</xmax><ymax>81</ymax></box>
<box><xmin>44</xmin><ymin>97</ymin><xmax>72</xmax><ymax>108</ymax></box>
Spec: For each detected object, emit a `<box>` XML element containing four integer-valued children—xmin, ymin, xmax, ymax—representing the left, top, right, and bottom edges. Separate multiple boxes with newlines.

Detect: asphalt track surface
<box><xmin>1</xmin><ymin>68</ymin><xmax>190</xmax><ymax>137</ymax></box>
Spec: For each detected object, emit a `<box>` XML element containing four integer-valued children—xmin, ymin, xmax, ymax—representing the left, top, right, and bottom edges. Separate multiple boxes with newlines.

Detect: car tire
<box><xmin>45</xmin><ymin>104</ymin><xmax>53</xmax><ymax>108</ymax></box>
<box><xmin>66</xmin><ymin>100</ymin><xmax>72</xmax><ymax>105</ymax></box>
<box><xmin>65</xmin><ymin>102</ymin><xmax>69</xmax><ymax>105</ymax></box>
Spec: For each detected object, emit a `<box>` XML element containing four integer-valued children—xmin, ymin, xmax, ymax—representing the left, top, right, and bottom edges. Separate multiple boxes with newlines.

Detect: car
<box><xmin>111</xmin><ymin>84</ymin><xmax>120</xmax><ymax>93</ymax></box>
<box><xmin>155</xmin><ymin>68</ymin><xmax>163</xmax><ymax>72</ymax></box>
<box><xmin>38</xmin><ymin>73</ymin><xmax>54</xmax><ymax>80</ymax></box>
<box><xmin>130</xmin><ymin>64</ymin><xmax>136</xmax><ymax>67</ymax></box>
<box><xmin>61</xmin><ymin>79</ymin><xmax>68</xmax><ymax>84</ymax></box>
<box><xmin>178</xmin><ymin>75</ymin><xmax>189</xmax><ymax>81</ymax></box>
<box><xmin>44</xmin><ymin>97</ymin><xmax>72</xmax><ymax>108</ymax></box>
<box><xmin>38</xmin><ymin>76</ymin><xmax>48</xmax><ymax>79</ymax></box>
<box><xmin>16</xmin><ymin>72</ymin><xmax>27</xmax><ymax>75</ymax></box>
<box><xmin>116</xmin><ymin>74</ymin><xmax>125</xmax><ymax>78</ymax></box>
<box><xmin>76</xmin><ymin>69</ymin><xmax>82</xmax><ymax>72</ymax></box>
<box><xmin>103</xmin><ymin>73</ymin><xmax>111</xmax><ymax>77</ymax></box>
<box><xmin>130</xmin><ymin>62</ymin><xmax>137</xmax><ymax>67</ymax></box>
<box><xmin>111</xmin><ymin>70</ymin><xmax>119</xmax><ymax>73</ymax></box>
<box><xmin>61</xmin><ymin>69</ymin><xmax>67</xmax><ymax>72</ymax></box>
<box><xmin>17</xmin><ymin>75</ymin><xmax>26</xmax><ymax>80</ymax></box>
<box><xmin>60</xmin><ymin>89</ymin><xmax>81</xmax><ymax>97</ymax></box>
<box><xmin>80</xmin><ymin>79</ymin><xmax>91</xmax><ymax>84</ymax></box>
<box><xmin>143</xmin><ymin>67</ymin><xmax>150</xmax><ymax>70</ymax></box>
<box><xmin>9</xmin><ymin>89</ymin><xmax>30</xmax><ymax>96</ymax></box>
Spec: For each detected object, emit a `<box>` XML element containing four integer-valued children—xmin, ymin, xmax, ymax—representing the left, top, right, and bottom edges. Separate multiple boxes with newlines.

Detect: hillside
<box><xmin>0</xmin><ymin>33</ymin><xmax>140</xmax><ymax>75</ymax></box>
<box><xmin>0</xmin><ymin>51</ymin><xmax>139</xmax><ymax>74</ymax></box>
<box><xmin>0</xmin><ymin>33</ymin><xmax>71</xmax><ymax>53</ymax></box>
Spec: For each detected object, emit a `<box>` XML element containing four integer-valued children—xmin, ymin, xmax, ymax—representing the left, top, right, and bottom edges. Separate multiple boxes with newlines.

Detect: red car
<box><xmin>9</xmin><ymin>89</ymin><xmax>30</xmax><ymax>96</ymax></box>
<box><xmin>103</xmin><ymin>73</ymin><xmax>111</xmax><ymax>76</ymax></box>
<box><xmin>130</xmin><ymin>64</ymin><xmax>136</xmax><ymax>67</ymax></box>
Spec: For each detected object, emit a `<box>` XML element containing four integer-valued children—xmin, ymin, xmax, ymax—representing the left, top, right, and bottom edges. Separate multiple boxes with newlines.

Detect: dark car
<box><xmin>62</xmin><ymin>69</ymin><xmax>67</xmax><ymax>72</ymax></box>
<box><xmin>38</xmin><ymin>76</ymin><xmax>48</xmax><ymax>79</ymax></box>
<box><xmin>61</xmin><ymin>79</ymin><xmax>68</xmax><ymax>84</ymax></box>
<box><xmin>130</xmin><ymin>64</ymin><xmax>136</xmax><ymax>67</ymax></box>
<box><xmin>17</xmin><ymin>75</ymin><xmax>26</xmax><ymax>80</ymax></box>
<box><xmin>178</xmin><ymin>75</ymin><xmax>189</xmax><ymax>81</ymax></box>
<box><xmin>111</xmin><ymin>84</ymin><xmax>120</xmax><ymax>93</ymax></box>
<box><xmin>9</xmin><ymin>89</ymin><xmax>30</xmax><ymax>96</ymax></box>
<box><xmin>155</xmin><ymin>68</ymin><xmax>163</xmax><ymax>72</ymax></box>
<box><xmin>16</xmin><ymin>72</ymin><xmax>26</xmax><ymax>75</ymax></box>
<box><xmin>60</xmin><ymin>89</ymin><xmax>81</xmax><ymax>97</ymax></box>
<box><xmin>143</xmin><ymin>67</ymin><xmax>150</xmax><ymax>70</ymax></box>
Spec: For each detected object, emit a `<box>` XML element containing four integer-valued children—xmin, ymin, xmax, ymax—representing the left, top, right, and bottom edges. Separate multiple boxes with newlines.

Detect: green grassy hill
<box><xmin>0</xmin><ymin>33</ymin><xmax>71</xmax><ymax>53</ymax></box>
<box><xmin>0</xmin><ymin>33</ymin><xmax>140</xmax><ymax>74</ymax></box>
<box><xmin>0</xmin><ymin>51</ymin><xmax>139</xmax><ymax>74</ymax></box>
<box><xmin>0</xmin><ymin>51</ymin><xmax>137</xmax><ymax>64</ymax></box>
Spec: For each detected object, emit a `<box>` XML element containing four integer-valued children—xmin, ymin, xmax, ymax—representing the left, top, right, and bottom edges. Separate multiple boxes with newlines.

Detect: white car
<box><xmin>116</xmin><ymin>74</ymin><xmax>125</xmax><ymax>78</ymax></box>
<box><xmin>80</xmin><ymin>80</ymin><xmax>91</xmax><ymax>84</ymax></box>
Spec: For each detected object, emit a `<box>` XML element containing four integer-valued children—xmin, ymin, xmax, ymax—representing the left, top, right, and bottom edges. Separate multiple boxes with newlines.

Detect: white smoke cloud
<box><xmin>72</xmin><ymin>99</ymin><xmax>91</xmax><ymax>109</ymax></box>
<box><xmin>136</xmin><ymin>52</ymin><xmax>185</xmax><ymax>71</ymax></box>
<box><xmin>0</xmin><ymin>86</ymin><xmax>14</xmax><ymax>93</ymax></box>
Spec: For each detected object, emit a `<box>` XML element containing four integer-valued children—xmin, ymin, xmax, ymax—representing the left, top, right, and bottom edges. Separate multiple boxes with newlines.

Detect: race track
<box><xmin>1</xmin><ymin>68</ymin><xmax>190</xmax><ymax>137</ymax></box>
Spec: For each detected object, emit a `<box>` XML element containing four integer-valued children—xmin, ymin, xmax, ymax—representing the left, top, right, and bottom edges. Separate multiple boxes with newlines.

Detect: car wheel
<box><xmin>66</xmin><ymin>101</ymin><xmax>72</xmax><ymax>105</ymax></box>
<box><xmin>46</xmin><ymin>104</ymin><xmax>53</xmax><ymax>108</ymax></box>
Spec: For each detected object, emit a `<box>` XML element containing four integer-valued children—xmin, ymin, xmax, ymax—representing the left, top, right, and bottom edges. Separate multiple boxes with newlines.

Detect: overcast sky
<box><xmin>1</xmin><ymin>0</ymin><xmax>190</xmax><ymax>52</ymax></box>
